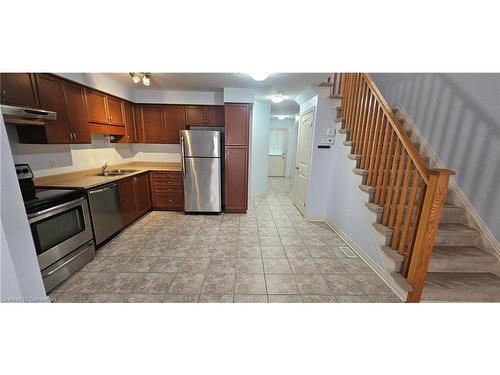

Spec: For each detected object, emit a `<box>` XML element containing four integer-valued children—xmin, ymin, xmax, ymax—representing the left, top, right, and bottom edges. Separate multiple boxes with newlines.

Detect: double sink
<box><xmin>94</xmin><ymin>169</ymin><xmax>139</xmax><ymax>177</ymax></box>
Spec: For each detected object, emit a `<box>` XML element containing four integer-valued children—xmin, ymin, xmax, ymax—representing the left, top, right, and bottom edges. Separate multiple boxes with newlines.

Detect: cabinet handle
<box><xmin>72</xmin><ymin>132</ymin><xmax>77</xmax><ymax>140</ymax></box>
<box><xmin>1</xmin><ymin>89</ymin><xmax>5</xmax><ymax>98</ymax></box>
<box><xmin>69</xmin><ymin>132</ymin><xmax>73</xmax><ymax>140</ymax></box>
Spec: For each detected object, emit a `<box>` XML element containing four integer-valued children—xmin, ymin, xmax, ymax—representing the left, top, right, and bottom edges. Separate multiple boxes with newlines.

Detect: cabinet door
<box><xmin>134</xmin><ymin>173</ymin><xmax>151</xmax><ymax>215</ymax></box>
<box><xmin>164</xmin><ymin>105</ymin><xmax>185</xmax><ymax>144</ymax></box>
<box><xmin>123</xmin><ymin>101</ymin><xmax>136</xmax><ymax>143</ymax></box>
<box><xmin>34</xmin><ymin>74</ymin><xmax>71</xmax><ymax>143</ymax></box>
<box><xmin>185</xmin><ymin>106</ymin><xmax>205</xmax><ymax>125</ymax></box>
<box><xmin>224</xmin><ymin>146</ymin><xmax>248</xmax><ymax>212</ymax></box>
<box><xmin>225</xmin><ymin>104</ymin><xmax>250</xmax><ymax>145</ymax></box>
<box><xmin>85</xmin><ymin>89</ymin><xmax>109</xmax><ymax>124</ymax></box>
<box><xmin>0</xmin><ymin>73</ymin><xmax>39</xmax><ymax>107</ymax></box>
<box><xmin>118</xmin><ymin>177</ymin><xmax>137</xmax><ymax>226</ymax></box>
<box><xmin>107</xmin><ymin>96</ymin><xmax>124</xmax><ymax>126</ymax></box>
<box><xmin>133</xmin><ymin>105</ymin><xmax>144</xmax><ymax>143</ymax></box>
<box><xmin>206</xmin><ymin>106</ymin><xmax>225</xmax><ymax>126</ymax></box>
<box><xmin>141</xmin><ymin>105</ymin><xmax>164</xmax><ymax>143</ymax></box>
<box><xmin>63</xmin><ymin>81</ymin><xmax>91</xmax><ymax>144</ymax></box>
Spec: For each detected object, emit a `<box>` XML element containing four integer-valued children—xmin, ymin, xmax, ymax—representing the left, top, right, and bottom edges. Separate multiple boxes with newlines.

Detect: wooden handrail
<box><xmin>338</xmin><ymin>73</ymin><xmax>455</xmax><ymax>302</ymax></box>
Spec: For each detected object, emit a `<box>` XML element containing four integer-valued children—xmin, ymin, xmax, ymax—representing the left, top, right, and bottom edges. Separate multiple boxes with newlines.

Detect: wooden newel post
<box><xmin>406</xmin><ymin>169</ymin><xmax>455</xmax><ymax>302</ymax></box>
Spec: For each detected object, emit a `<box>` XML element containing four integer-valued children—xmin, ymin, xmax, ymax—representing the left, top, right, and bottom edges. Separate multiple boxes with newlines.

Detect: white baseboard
<box><xmin>394</xmin><ymin>104</ymin><xmax>500</xmax><ymax>259</ymax></box>
<box><xmin>321</xmin><ymin>217</ymin><xmax>407</xmax><ymax>301</ymax></box>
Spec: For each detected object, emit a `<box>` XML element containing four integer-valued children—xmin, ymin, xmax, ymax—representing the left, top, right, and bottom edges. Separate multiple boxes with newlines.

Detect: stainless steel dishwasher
<box><xmin>87</xmin><ymin>183</ymin><xmax>123</xmax><ymax>246</ymax></box>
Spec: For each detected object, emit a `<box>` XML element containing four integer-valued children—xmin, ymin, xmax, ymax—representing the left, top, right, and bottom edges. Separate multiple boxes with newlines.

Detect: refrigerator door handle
<box><xmin>180</xmin><ymin>135</ymin><xmax>186</xmax><ymax>176</ymax></box>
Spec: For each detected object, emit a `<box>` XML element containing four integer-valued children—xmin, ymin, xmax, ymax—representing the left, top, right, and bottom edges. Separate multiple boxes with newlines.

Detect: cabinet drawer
<box><xmin>150</xmin><ymin>171</ymin><xmax>182</xmax><ymax>180</ymax></box>
<box><xmin>152</xmin><ymin>185</ymin><xmax>183</xmax><ymax>194</ymax></box>
<box><xmin>153</xmin><ymin>193</ymin><xmax>184</xmax><ymax>210</ymax></box>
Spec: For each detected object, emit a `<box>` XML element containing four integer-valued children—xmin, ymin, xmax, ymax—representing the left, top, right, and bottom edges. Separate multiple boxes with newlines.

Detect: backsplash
<box><xmin>6</xmin><ymin>126</ymin><xmax>180</xmax><ymax>177</ymax></box>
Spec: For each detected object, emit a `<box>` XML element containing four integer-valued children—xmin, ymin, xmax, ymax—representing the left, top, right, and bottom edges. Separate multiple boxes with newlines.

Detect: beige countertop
<box><xmin>34</xmin><ymin>162</ymin><xmax>182</xmax><ymax>189</ymax></box>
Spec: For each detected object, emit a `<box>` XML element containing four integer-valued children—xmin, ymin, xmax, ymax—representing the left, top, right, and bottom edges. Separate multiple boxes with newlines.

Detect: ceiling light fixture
<box><xmin>269</xmin><ymin>93</ymin><xmax>285</xmax><ymax>103</ymax></box>
<box><xmin>248</xmin><ymin>73</ymin><xmax>270</xmax><ymax>81</ymax></box>
<box><xmin>142</xmin><ymin>73</ymin><xmax>151</xmax><ymax>86</ymax></box>
<box><xmin>277</xmin><ymin>115</ymin><xmax>286</xmax><ymax>120</ymax></box>
<box><xmin>129</xmin><ymin>72</ymin><xmax>151</xmax><ymax>86</ymax></box>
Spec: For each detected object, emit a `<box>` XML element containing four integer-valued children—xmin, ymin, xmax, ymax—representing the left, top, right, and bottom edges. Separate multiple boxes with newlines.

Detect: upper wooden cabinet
<box><xmin>137</xmin><ymin>105</ymin><xmax>164</xmax><ymax>143</ymax></box>
<box><xmin>33</xmin><ymin>74</ymin><xmax>71</xmax><ymax>143</ymax></box>
<box><xmin>122</xmin><ymin>101</ymin><xmax>137</xmax><ymax>143</ymax></box>
<box><xmin>63</xmin><ymin>81</ymin><xmax>91</xmax><ymax>144</ymax></box>
<box><xmin>225</xmin><ymin>103</ymin><xmax>250</xmax><ymax>145</ymax></box>
<box><xmin>85</xmin><ymin>89</ymin><xmax>124</xmax><ymax>126</ymax></box>
<box><xmin>0</xmin><ymin>73</ymin><xmax>39</xmax><ymax>108</ymax></box>
<box><xmin>164</xmin><ymin>105</ymin><xmax>185</xmax><ymax>144</ymax></box>
<box><xmin>107</xmin><ymin>96</ymin><xmax>124</xmax><ymax>126</ymax></box>
<box><xmin>185</xmin><ymin>105</ymin><xmax>224</xmax><ymax>126</ymax></box>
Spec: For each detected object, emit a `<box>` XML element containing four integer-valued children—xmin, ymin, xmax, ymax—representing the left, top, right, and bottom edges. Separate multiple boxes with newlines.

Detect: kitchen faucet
<box><xmin>100</xmin><ymin>163</ymin><xmax>109</xmax><ymax>174</ymax></box>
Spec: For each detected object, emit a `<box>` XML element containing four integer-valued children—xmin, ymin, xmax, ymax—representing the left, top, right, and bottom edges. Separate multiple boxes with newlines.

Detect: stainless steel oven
<box><xmin>29</xmin><ymin>196</ymin><xmax>94</xmax><ymax>270</ymax></box>
<box><xmin>28</xmin><ymin>196</ymin><xmax>95</xmax><ymax>292</ymax></box>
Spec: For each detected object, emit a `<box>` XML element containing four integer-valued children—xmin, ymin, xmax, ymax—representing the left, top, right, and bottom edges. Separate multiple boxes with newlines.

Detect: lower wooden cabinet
<box><xmin>224</xmin><ymin>146</ymin><xmax>248</xmax><ymax>213</ymax></box>
<box><xmin>150</xmin><ymin>171</ymin><xmax>184</xmax><ymax>211</ymax></box>
<box><xmin>118</xmin><ymin>172</ymin><xmax>151</xmax><ymax>226</ymax></box>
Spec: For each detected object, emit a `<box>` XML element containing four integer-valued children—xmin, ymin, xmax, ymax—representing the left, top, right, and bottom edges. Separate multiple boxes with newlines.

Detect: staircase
<box><xmin>333</xmin><ymin>73</ymin><xmax>500</xmax><ymax>302</ymax></box>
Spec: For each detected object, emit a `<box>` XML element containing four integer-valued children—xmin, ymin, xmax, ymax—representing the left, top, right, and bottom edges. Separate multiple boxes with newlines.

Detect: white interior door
<box><xmin>294</xmin><ymin>108</ymin><xmax>315</xmax><ymax>215</ymax></box>
<box><xmin>268</xmin><ymin>129</ymin><xmax>287</xmax><ymax>176</ymax></box>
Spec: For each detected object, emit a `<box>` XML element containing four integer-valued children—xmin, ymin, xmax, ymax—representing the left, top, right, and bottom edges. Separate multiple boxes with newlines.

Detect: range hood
<box><xmin>1</xmin><ymin>104</ymin><xmax>57</xmax><ymax>125</ymax></box>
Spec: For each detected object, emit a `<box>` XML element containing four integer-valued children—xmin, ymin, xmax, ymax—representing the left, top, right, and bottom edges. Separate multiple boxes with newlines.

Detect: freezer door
<box><xmin>183</xmin><ymin>157</ymin><xmax>221</xmax><ymax>212</ymax></box>
<box><xmin>181</xmin><ymin>130</ymin><xmax>221</xmax><ymax>157</ymax></box>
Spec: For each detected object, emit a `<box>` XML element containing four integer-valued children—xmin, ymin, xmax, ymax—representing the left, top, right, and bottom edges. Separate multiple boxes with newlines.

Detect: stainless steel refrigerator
<box><xmin>180</xmin><ymin>129</ymin><xmax>222</xmax><ymax>213</ymax></box>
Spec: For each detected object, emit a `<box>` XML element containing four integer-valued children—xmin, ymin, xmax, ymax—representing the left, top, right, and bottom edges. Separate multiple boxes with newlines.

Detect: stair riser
<box><xmin>428</xmin><ymin>259</ymin><xmax>500</xmax><ymax>273</ymax></box>
<box><xmin>434</xmin><ymin>235</ymin><xmax>479</xmax><ymax>247</ymax></box>
<box><xmin>439</xmin><ymin>210</ymin><xmax>465</xmax><ymax>224</ymax></box>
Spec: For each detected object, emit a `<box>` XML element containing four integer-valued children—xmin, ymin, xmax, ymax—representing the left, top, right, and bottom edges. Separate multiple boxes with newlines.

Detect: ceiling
<box><xmin>103</xmin><ymin>73</ymin><xmax>329</xmax><ymax>115</ymax></box>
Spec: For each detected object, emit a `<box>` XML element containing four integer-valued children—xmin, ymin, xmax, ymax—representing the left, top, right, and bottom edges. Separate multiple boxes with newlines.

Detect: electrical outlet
<box><xmin>50</xmin><ymin>159</ymin><xmax>57</xmax><ymax>168</ymax></box>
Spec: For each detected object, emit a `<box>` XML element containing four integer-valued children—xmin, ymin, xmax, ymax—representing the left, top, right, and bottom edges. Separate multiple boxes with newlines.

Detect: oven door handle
<box><xmin>43</xmin><ymin>242</ymin><xmax>94</xmax><ymax>276</ymax></box>
<box><xmin>28</xmin><ymin>196</ymin><xmax>87</xmax><ymax>221</ymax></box>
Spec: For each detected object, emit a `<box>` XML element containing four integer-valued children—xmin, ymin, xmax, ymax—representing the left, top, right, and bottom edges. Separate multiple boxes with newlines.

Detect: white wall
<box><xmin>224</xmin><ymin>87</ymin><xmax>255</xmax><ymax>103</ymax></box>
<box><xmin>135</xmin><ymin>89</ymin><xmax>223</xmax><ymax>104</ymax></box>
<box><xmin>1</xmin><ymin>117</ymin><xmax>46</xmax><ymax>302</ymax></box>
<box><xmin>56</xmin><ymin>73</ymin><xmax>135</xmax><ymax>101</ymax></box>
<box><xmin>325</xmin><ymin>123</ymin><xmax>383</xmax><ymax>266</ymax></box>
<box><xmin>372</xmin><ymin>73</ymin><xmax>500</xmax><ymax>241</ymax></box>
<box><xmin>270</xmin><ymin>118</ymin><xmax>297</xmax><ymax>177</ymax></box>
<box><xmin>250</xmin><ymin>100</ymin><xmax>271</xmax><ymax>197</ymax></box>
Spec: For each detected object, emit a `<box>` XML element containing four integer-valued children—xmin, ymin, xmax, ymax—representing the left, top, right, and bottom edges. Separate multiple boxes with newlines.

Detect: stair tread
<box><xmin>359</xmin><ymin>184</ymin><xmax>375</xmax><ymax>193</ymax></box>
<box><xmin>329</xmin><ymin>94</ymin><xmax>343</xmax><ymax>99</ymax></box>
<box><xmin>353</xmin><ymin>168</ymin><xmax>368</xmax><ymax>176</ymax></box>
<box><xmin>422</xmin><ymin>272</ymin><xmax>500</xmax><ymax>301</ymax></box>
<box><xmin>366</xmin><ymin>202</ymin><xmax>463</xmax><ymax>214</ymax></box>
<box><xmin>432</xmin><ymin>246</ymin><xmax>497</xmax><ymax>262</ymax></box>
<box><xmin>438</xmin><ymin>223</ymin><xmax>479</xmax><ymax>236</ymax></box>
<box><xmin>348</xmin><ymin>154</ymin><xmax>361</xmax><ymax>160</ymax></box>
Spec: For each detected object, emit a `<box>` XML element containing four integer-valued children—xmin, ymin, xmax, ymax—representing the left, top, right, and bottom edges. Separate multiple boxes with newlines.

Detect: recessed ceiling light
<box><xmin>269</xmin><ymin>93</ymin><xmax>285</xmax><ymax>103</ymax></box>
<box><xmin>248</xmin><ymin>73</ymin><xmax>270</xmax><ymax>81</ymax></box>
<box><xmin>277</xmin><ymin>115</ymin><xmax>286</xmax><ymax>120</ymax></box>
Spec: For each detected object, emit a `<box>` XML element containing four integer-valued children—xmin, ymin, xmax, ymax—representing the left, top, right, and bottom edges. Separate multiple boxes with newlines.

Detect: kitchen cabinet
<box><xmin>185</xmin><ymin>105</ymin><xmax>224</xmax><ymax>126</ymax></box>
<box><xmin>225</xmin><ymin>103</ymin><xmax>250</xmax><ymax>145</ymax></box>
<box><xmin>136</xmin><ymin>105</ymin><xmax>164</xmax><ymax>143</ymax></box>
<box><xmin>118</xmin><ymin>172</ymin><xmax>151</xmax><ymax>226</ymax></box>
<box><xmin>224</xmin><ymin>146</ymin><xmax>248</xmax><ymax>212</ymax></box>
<box><xmin>121</xmin><ymin>101</ymin><xmax>137</xmax><ymax>143</ymax></box>
<box><xmin>135</xmin><ymin>173</ymin><xmax>151</xmax><ymax>216</ymax></box>
<box><xmin>118</xmin><ymin>177</ymin><xmax>136</xmax><ymax>226</ymax></box>
<box><xmin>16</xmin><ymin>74</ymin><xmax>71</xmax><ymax>144</ymax></box>
<box><xmin>164</xmin><ymin>105</ymin><xmax>185</xmax><ymax>144</ymax></box>
<box><xmin>0</xmin><ymin>73</ymin><xmax>39</xmax><ymax>108</ymax></box>
<box><xmin>85</xmin><ymin>88</ymin><xmax>124</xmax><ymax>126</ymax></box>
<box><xmin>224</xmin><ymin>103</ymin><xmax>251</xmax><ymax>213</ymax></box>
<box><xmin>206</xmin><ymin>106</ymin><xmax>225</xmax><ymax>125</ymax></box>
<box><xmin>150</xmin><ymin>171</ymin><xmax>184</xmax><ymax>211</ymax></box>
<box><xmin>63</xmin><ymin>81</ymin><xmax>92</xmax><ymax>144</ymax></box>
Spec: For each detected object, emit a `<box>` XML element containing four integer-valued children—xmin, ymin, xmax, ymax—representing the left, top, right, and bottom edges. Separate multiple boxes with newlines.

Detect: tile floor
<box><xmin>49</xmin><ymin>177</ymin><xmax>400</xmax><ymax>303</ymax></box>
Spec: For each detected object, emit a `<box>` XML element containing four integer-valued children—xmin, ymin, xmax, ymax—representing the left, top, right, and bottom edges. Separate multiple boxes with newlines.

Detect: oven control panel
<box><xmin>15</xmin><ymin>164</ymin><xmax>34</xmax><ymax>180</ymax></box>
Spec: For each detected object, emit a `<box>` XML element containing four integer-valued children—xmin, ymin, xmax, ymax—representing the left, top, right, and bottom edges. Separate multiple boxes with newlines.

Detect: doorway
<box><xmin>268</xmin><ymin>129</ymin><xmax>287</xmax><ymax>177</ymax></box>
<box><xmin>294</xmin><ymin>107</ymin><xmax>315</xmax><ymax>215</ymax></box>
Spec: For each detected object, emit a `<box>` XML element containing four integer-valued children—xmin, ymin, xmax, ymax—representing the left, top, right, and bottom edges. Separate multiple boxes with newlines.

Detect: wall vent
<box><xmin>339</xmin><ymin>246</ymin><xmax>357</xmax><ymax>258</ymax></box>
